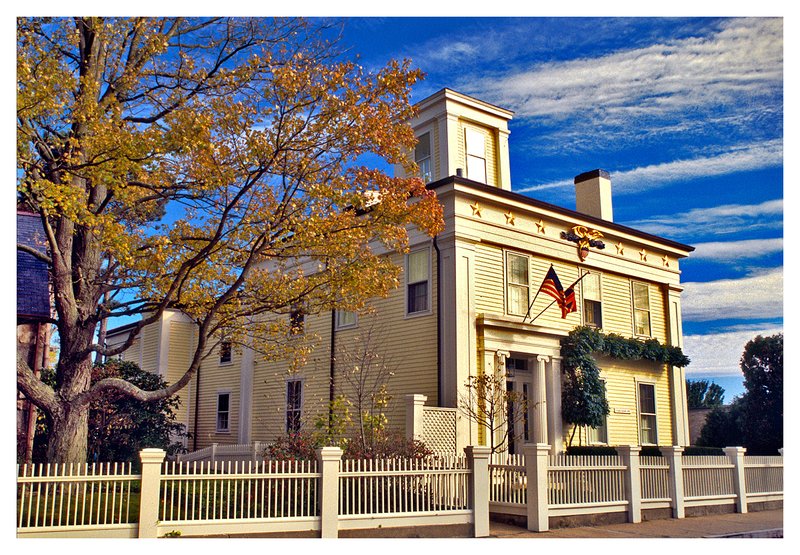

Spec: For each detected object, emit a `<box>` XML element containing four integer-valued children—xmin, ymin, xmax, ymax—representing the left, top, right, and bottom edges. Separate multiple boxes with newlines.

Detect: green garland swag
<box><xmin>561</xmin><ymin>326</ymin><xmax>690</xmax><ymax>431</ymax></box>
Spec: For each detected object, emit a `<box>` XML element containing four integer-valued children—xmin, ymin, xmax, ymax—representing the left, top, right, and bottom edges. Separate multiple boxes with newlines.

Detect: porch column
<box><xmin>532</xmin><ymin>355</ymin><xmax>549</xmax><ymax>445</ymax></box>
<box><xmin>546</xmin><ymin>357</ymin><xmax>563</xmax><ymax>454</ymax></box>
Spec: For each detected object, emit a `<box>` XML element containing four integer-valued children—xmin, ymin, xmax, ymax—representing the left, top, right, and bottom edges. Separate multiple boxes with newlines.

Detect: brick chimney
<box><xmin>574</xmin><ymin>169</ymin><xmax>613</xmax><ymax>222</ymax></box>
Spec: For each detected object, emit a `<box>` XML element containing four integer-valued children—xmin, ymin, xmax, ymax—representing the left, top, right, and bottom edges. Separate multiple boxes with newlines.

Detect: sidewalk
<box><xmin>490</xmin><ymin>509</ymin><xmax>783</xmax><ymax>538</ymax></box>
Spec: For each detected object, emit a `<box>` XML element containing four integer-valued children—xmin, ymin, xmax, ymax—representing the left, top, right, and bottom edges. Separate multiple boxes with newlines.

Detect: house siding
<box><xmin>598</xmin><ymin>356</ymin><xmax>675</xmax><ymax>447</ymax></box>
<box><xmin>193</xmin><ymin>345</ymin><xmax>241</xmax><ymax>449</ymax></box>
<box><xmin>249</xmin><ymin>248</ymin><xmax>438</xmax><ymax>443</ymax></box>
<box><xmin>167</xmin><ymin>320</ymin><xmax>196</xmax><ymax>427</ymax></box>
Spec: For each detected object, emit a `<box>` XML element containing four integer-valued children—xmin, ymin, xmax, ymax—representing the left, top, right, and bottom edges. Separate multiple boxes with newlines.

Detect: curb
<box><xmin>705</xmin><ymin>528</ymin><xmax>783</xmax><ymax>538</ymax></box>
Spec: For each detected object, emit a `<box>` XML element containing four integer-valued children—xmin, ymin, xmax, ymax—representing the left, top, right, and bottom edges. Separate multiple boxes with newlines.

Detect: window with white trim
<box><xmin>465</xmin><ymin>128</ymin><xmax>487</xmax><ymax>184</ymax></box>
<box><xmin>582</xmin><ymin>271</ymin><xmax>603</xmax><ymax>328</ymax></box>
<box><xmin>335</xmin><ymin>309</ymin><xmax>357</xmax><ymax>330</ymax></box>
<box><xmin>216</xmin><ymin>392</ymin><xmax>230</xmax><ymax>433</ymax></box>
<box><xmin>632</xmin><ymin>281</ymin><xmax>652</xmax><ymax>337</ymax></box>
<box><xmin>638</xmin><ymin>383</ymin><xmax>658</xmax><ymax>445</ymax></box>
<box><xmin>406</xmin><ymin>248</ymin><xmax>430</xmax><ymax>315</ymax></box>
<box><xmin>415</xmin><ymin>132</ymin><xmax>432</xmax><ymax>183</ymax></box>
<box><xmin>286</xmin><ymin>379</ymin><xmax>303</xmax><ymax>433</ymax></box>
<box><xmin>506</xmin><ymin>253</ymin><xmax>530</xmax><ymax>316</ymax></box>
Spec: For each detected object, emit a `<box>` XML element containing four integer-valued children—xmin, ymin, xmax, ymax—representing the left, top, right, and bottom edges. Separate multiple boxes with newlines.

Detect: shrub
<box><xmin>565</xmin><ymin>446</ymin><xmax>618</xmax><ymax>456</ymax></box>
<box><xmin>266</xmin><ymin>431</ymin><xmax>318</xmax><ymax>461</ymax></box>
<box><xmin>344</xmin><ymin>431</ymin><xmax>432</xmax><ymax>460</ymax></box>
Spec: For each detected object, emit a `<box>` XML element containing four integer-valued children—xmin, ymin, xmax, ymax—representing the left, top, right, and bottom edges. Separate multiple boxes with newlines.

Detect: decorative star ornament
<box><xmin>615</xmin><ymin>242</ymin><xmax>625</xmax><ymax>255</ymax></box>
<box><xmin>662</xmin><ymin>255</ymin><xmax>670</xmax><ymax>267</ymax></box>
<box><xmin>639</xmin><ymin>249</ymin><xmax>648</xmax><ymax>261</ymax></box>
<box><xmin>504</xmin><ymin>211</ymin><xmax>515</xmax><ymax>225</ymax></box>
<box><xmin>470</xmin><ymin>202</ymin><xmax>482</xmax><ymax>217</ymax></box>
<box><xmin>535</xmin><ymin>220</ymin><xmax>546</xmax><ymax>234</ymax></box>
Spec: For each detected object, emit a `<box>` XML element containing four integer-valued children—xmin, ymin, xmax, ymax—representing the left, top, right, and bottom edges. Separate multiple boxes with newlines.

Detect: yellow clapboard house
<box><xmin>106</xmin><ymin>89</ymin><xmax>694</xmax><ymax>455</ymax></box>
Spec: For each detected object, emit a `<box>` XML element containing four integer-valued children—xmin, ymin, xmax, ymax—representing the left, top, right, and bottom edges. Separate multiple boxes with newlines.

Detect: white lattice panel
<box><xmin>422</xmin><ymin>407</ymin><xmax>458</xmax><ymax>455</ymax></box>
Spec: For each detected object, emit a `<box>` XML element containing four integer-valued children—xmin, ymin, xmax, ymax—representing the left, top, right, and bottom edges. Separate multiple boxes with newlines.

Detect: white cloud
<box><xmin>691</xmin><ymin>238</ymin><xmax>783</xmax><ymax>261</ymax></box>
<box><xmin>514</xmin><ymin>140</ymin><xmax>783</xmax><ymax>195</ymax></box>
<box><xmin>470</xmin><ymin>18</ymin><xmax>782</xmax><ymax>124</ymax></box>
<box><xmin>683</xmin><ymin>325</ymin><xmax>783</xmax><ymax>377</ymax></box>
<box><xmin>622</xmin><ymin>198</ymin><xmax>783</xmax><ymax>239</ymax></box>
<box><xmin>681</xmin><ymin>267</ymin><xmax>783</xmax><ymax>322</ymax></box>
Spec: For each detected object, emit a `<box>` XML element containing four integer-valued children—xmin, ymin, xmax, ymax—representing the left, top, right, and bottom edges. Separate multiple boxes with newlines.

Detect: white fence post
<box><xmin>138</xmin><ymin>448</ymin><xmax>166</xmax><ymax>538</ymax></box>
<box><xmin>465</xmin><ymin>445</ymin><xmax>491</xmax><ymax>537</ymax></box>
<box><xmin>523</xmin><ymin>443</ymin><xmax>550</xmax><ymax>532</ymax></box>
<box><xmin>617</xmin><ymin>445</ymin><xmax>642</xmax><ymax>524</ymax></box>
<box><xmin>405</xmin><ymin>394</ymin><xmax>428</xmax><ymax>441</ymax></box>
<box><xmin>317</xmin><ymin>446</ymin><xmax>343</xmax><ymax>538</ymax></box>
<box><xmin>724</xmin><ymin>446</ymin><xmax>748</xmax><ymax>514</ymax></box>
<box><xmin>660</xmin><ymin>446</ymin><xmax>685</xmax><ymax>519</ymax></box>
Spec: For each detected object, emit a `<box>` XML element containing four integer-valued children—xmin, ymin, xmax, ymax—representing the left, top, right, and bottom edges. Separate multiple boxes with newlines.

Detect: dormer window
<box><xmin>415</xmin><ymin>132</ymin><xmax>432</xmax><ymax>183</ymax></box>
<box><xmin>465</xmin><ymin>128</ymin><xmax>487</xmax><ymax>184</ymax></box>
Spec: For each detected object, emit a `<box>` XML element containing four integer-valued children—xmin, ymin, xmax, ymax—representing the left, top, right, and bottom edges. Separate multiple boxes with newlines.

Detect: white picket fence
<box><xmin>488</xmin><ymin>445</ymin><xmax>783</xmax><ymax>531</ymax></box>
<box><xmin>177</xmin><ymin>441</ymin><xmax>270</xmax><ymax>463</ymax></box>
<box><xmin>17</xmin><ymin>462</ymin><xmax>140</xmax><ymax>538</ymax></box>
<box><xmin>17</xmin><ymin>447</ymin><xmax>489</xmax><ymax>538</ymax></box>
<box><xmin>17</xmin><ymin>445</ymin><xmax>782</xmax><ymax>538</ymax></box>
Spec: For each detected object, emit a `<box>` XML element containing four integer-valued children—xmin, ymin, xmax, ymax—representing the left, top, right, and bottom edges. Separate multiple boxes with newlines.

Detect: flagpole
<box><xmin>522</xmin><ymin>264</ymin><xmax>552</xmax><ymax>323</ymax></box>
<box><xmin>526</xmin><ymin>270</ymin><xmax>592</xmax><ymax>325</ymax></box>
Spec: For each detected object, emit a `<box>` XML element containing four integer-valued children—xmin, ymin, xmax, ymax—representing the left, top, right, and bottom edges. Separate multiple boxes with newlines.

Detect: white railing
<box><xmin>744</xmin><ymin>456</ymin><xmax>783</xmax><ymax>500</ymax></box>
<box><xmin>177</xmin><ymin>441</ymin><xmax>269</xmax><ymax>463</ymax></box>
<box><xmin>17</xmin><ymin>447</ymin><xmax>490</xmax><ymax>538</ymax></box>
<box><xmin>548</xmin><ymin>455</ymin><xmax>627</xmax><ymax>511</ymax></box>
<box><xmin>489</xmin><ymin>453</ymin><xmax>526</xmax><ymax>512</ymax></box>
<box><xmin>682</xmin><ymin>456</ymin><xmax>735</xmax><ymax>504</ymax></box>
<box><xmin>488</xmin><ymin>445</ymin><xmax>783</xmax><ymax>532</ymax></box>
<box><xmin>159</xmin><ymin>459</ymin><xmax>319</xmax><ymax>523</ymax></box>
<box><xmin>17</xmin><ymin>462</ymin><xmax>139</xmax><ymax>537</ymax></box>
<box><xmin>17</xmin><ymin>446</ymin><xmax>782</xmax><ymax>538</ymax></box>
<box><xmin>338</xmin><ymin>456</ymin><xmax>471</xmax><ymax>525</ymax></box>
<box><xmin>640</xmin><ymin>456</ymin><xmax>671</xmax><ymax>504</ymax></box>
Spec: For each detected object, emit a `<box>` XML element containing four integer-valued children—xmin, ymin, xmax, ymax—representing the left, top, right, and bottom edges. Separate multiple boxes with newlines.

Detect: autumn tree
<box><xmin>34</xmin><ymin>360</ymin><xmax>188</xmax><ymax>463</ymax></box>
<box><xmin>16</xmin><ymin>17</ymin><xmax>443</xmax><ymax>463</ymax></box>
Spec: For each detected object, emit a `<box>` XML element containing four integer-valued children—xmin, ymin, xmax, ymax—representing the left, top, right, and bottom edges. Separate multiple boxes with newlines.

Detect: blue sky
<box><xmin>332</xmin><ymin>15</ymin><xmax>784</xmax><ymax>401</ymax></box>
<box><xmin>8</xmin><ymin>7</ymin><xmax>786</xmax><ymax>403</ymax></box>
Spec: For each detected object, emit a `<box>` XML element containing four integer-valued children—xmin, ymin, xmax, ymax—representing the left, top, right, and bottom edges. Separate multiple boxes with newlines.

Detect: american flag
<box><xmin>539</xmin><ymin>266</ymin><xmax>578</xmax><ymax>319</ymax></box>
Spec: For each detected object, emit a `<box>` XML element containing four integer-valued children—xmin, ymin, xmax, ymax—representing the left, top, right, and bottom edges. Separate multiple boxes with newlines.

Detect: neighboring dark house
<box><xmin>687</xmin><ymin>407</ymin><xmax>713</xmax><ymax>445</ymax></box>
<box><xmin>17</xmin><ymin>210</ymin><xmax>52</xmax><ymax>463</ymax></box>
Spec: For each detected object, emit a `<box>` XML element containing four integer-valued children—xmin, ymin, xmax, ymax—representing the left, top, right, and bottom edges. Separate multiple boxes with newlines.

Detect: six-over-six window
<box><xmin>506</xmin><ymin>253</ymin><xmax>530</xmax><ymax>316</ymax></box>
<box><xmin>406</xmin><ymin>248</ymin><xmax>430</xmax><ymax>315</ymax></box>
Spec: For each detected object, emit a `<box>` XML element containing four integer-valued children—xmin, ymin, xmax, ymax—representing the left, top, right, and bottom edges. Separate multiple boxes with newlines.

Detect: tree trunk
<box><xmin>46</xmin><ymin>402</ymin><xmax>90</xmax><ymax>464</ymax></box>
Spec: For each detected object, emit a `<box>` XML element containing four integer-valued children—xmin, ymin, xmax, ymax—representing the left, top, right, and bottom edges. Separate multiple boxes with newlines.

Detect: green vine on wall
<box><xmin>561</xmin><ymin>326</ymin><xmax>690</xmax><ymax>441</ymax></box>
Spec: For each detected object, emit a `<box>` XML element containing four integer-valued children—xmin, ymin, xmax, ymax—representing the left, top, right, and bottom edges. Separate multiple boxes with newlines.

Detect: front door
<box><xmin>506</xmin><ymin>357</ymin><xmax>530</xmax><ymax>454</ymax></box>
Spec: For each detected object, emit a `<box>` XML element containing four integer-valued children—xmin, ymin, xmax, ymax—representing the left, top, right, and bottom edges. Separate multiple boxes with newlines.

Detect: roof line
<box><xmin>427</xmin><ymin>175</ymin><xmax>695</xmax><ymax>252</ymax></box>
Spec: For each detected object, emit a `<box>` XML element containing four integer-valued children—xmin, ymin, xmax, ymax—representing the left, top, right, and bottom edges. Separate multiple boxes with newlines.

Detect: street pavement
<box><xmin>489</xmin><ymin>509</ymin><xmax>783</xmax><ymax>538</ymax></box>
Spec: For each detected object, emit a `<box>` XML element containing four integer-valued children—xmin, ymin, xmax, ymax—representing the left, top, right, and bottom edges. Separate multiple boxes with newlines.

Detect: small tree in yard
<box><xmin>459</xmin><ymin>372</ymin><xmax>527</xmax><ymax>454</ymax></box>
<box><xmin>17</xmin><ymin>17</ymin><xmax>443</xmax><ymax>463</ymax></box>
<box><xmin>336</xmin><ymin>323</ymin><xmax>397</xmax><ymax>452</ymax></box>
